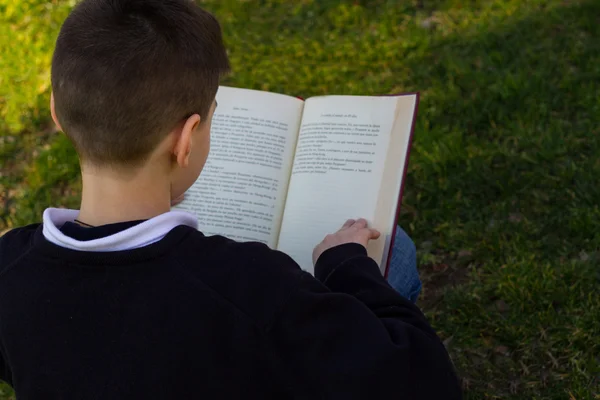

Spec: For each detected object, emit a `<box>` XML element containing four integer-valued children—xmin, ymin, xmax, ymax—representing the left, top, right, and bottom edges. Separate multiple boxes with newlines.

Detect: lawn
<box><xmin>1</xmin><ymin>0</ymin><xmax>599</xmax><ymax>398</ymax></box>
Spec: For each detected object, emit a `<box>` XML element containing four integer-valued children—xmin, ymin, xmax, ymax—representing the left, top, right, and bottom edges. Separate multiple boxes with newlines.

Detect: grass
<box><xmin>1</xmin><ymin>0</ymin><xmax>599</xmax><ymax>398</ymax></box>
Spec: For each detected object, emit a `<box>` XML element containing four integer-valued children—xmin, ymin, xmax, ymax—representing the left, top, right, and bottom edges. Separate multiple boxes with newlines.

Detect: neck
<box><xmin>77</xmin><ymin>162</ymin><xmax>172</xmax><ymax>226</ymax></box>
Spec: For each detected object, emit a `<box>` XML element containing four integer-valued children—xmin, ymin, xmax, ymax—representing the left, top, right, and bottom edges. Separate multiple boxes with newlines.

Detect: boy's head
<box><xmin>51</xmin><ymin>0</ymin><xmax>229</xmax><ymax>197</ymax></box>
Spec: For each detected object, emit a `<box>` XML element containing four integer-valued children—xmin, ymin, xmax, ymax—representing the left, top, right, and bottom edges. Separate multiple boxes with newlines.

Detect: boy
<box><xmin>0</xmin><ymin>0</ymin><xmax>462</xmax><ymax>398</ymax></box>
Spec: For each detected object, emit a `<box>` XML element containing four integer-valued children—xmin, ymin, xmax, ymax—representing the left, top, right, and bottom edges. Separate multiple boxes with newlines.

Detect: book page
<box><xmin>276</xmin><ymin>95</ymin><xmax>400</xmax><ymax>273</ymax></box>
<box><xmin>174</xmin><ymin>86</ymin><xmax>304</xmax><ymax>248</ymax></box>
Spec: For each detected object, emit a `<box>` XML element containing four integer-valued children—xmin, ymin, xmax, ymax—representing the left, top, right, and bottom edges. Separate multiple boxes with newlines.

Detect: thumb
<box><xmin>368</xmin><ymin>229</ymin><xmax>381</xmax><ymax>240</ymax></box>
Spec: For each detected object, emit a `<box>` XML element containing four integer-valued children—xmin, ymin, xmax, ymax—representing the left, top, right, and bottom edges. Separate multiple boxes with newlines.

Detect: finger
<box><xmin>354</xmin><ymin>218</ymin><xmax>368</xmax><ymax>229</ymax></box>
<box><xmin>369</xmin><ymin>229</ymin><xmax>381</xmax><ymax>240</ymax></box>
<box><xmin>342</xmin><ymin>219</ymin><xmax>356</xmax><ymax>229</ymax></box>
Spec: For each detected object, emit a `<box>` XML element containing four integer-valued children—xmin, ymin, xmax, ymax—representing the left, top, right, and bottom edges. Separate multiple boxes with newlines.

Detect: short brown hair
<box><xmin>51</xmin><ymin>0</ymin><xmax>230</xmax><ymax>166</ymax></box>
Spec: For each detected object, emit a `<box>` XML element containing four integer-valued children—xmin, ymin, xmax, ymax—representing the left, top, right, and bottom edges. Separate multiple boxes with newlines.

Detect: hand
<box><xmin>312</xmin><ymin>218</ymin><xmax>381</xmax><ymax>265</ymax></box>
<box><xmin>171</xmin><ymin>193</ymin><xmax>185</xmax><ymax>207</ymax></box>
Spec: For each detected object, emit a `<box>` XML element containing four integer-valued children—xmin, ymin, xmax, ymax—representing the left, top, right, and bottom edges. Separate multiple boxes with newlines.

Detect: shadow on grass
<box><xmin>397</xmin><ymin>1</ymin><xmax>600</xmax><ymax>398</ymax></box>
<box><xmin>402</xmin><ymin>0</ymin><xmax>600</xmax><ymax>256</ymax></box>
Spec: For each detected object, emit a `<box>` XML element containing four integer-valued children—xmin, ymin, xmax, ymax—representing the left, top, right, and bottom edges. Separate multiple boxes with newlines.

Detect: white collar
<box><xmin>42</xmin><ymin>208</ymin><xmax>198</xmax><ymax>252</ymax></box>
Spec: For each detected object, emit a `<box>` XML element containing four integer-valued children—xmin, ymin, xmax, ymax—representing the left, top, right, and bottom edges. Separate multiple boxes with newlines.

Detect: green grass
<box><xmin>1</xmin><ymin>0</ymin><xmax>599</xmax><ymax>398</ymax></box>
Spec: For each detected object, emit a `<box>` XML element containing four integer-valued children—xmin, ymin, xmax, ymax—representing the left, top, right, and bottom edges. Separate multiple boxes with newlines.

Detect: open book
<box><xmin>175</xmin><ymin>86</ymin><xmax>419</xmax><ymax>275</ymax></box>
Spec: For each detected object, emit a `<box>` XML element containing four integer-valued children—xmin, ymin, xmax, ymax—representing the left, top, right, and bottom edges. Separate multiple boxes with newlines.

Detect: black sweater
<box><xmin>0</xmin><ymin>223</ymin><xmax>461</xmax><ymax>399</ymax></box>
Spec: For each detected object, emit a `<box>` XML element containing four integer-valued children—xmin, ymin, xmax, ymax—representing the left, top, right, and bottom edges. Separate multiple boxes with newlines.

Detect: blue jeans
<box><xmin>386</xmin><ymin>227</ymin><xmax>421</xmax><ymax>303</ymax></box>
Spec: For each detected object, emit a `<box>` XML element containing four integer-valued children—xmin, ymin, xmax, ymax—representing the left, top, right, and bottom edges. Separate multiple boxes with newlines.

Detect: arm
<box><xmin>268</xmin><ymin>248</ymin><xmax>461</xmax><ymax>399</ymax></box>
<box><xmin>315</xmin><ymin>243</ymin><xmax>436</xmax><ymax>336</ymax></box>
<box><xmin>267</xmin><ymin>220</ymin><xmax>462</xmax><ymax>399</ymax></box>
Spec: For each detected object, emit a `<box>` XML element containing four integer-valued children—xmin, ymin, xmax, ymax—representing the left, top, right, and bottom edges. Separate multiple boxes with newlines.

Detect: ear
<box><xmin>50</xmin><ymin>93</ymin><xmax>63</xmax><ymax>132</ymax></box>
<box><xmin>173</xmin><ymin>114</ymin><xmax>201</xmax><ymax>168</ymax></box>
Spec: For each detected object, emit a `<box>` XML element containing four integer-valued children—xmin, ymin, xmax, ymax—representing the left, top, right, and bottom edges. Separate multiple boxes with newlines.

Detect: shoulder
<box><xmin>179</xmin><ymin>229</ymin><xmax>303</xmax><ymax>276</ymax></box>
<box><xmin>176</xmin><ymin>230</ymin><xmax>312</xmax><ymax>329</ymax></box>
<box><xmin>0</xmin><ymin>224</ymin><xmax>40</xmax><ymax>275</ymax></box>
